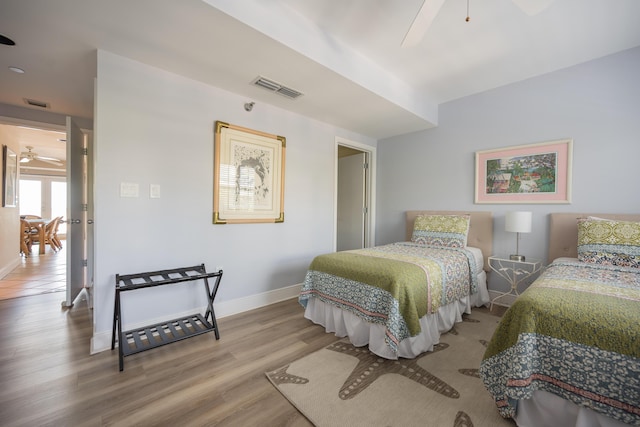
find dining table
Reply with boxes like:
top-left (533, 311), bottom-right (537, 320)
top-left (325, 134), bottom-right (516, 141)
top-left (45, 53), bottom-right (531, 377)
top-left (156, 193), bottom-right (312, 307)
top-left (25, 218), bottom-right (49, 254)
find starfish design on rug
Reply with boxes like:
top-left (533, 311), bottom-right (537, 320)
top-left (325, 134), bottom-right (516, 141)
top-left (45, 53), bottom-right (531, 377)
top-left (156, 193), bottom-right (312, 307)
top-left (458, 337), bottom-right (490, 379)
top-left (451, 332), bottom-right (490, 426)
top-left (448, 315), bottom-right (480, 336)
top-left (326, 340), bottom-right (459, 400)
top-left (454, 410), bottom-right (473, 427)
top-left (459, 368), bottom-right (480, 378)
top-left (267, 365), bottom-right (309, 386)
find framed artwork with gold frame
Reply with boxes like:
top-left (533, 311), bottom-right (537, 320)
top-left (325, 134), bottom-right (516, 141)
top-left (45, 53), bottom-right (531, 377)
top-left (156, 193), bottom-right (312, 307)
top-left (213, 121), bottom-right (285, 224)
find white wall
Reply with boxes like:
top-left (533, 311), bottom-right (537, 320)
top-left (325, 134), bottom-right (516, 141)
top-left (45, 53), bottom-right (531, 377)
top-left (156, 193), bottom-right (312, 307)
top-left (92, 51), bottom-right (376, 351)
top-left (376, 47), bottom-right (640, 291)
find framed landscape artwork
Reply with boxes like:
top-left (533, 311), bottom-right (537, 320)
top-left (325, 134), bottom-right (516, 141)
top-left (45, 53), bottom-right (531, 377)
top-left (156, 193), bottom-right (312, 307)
top-left (213, 121), bottom-right (286, 224)
top-left (475, 139), bottom-right (573, 204)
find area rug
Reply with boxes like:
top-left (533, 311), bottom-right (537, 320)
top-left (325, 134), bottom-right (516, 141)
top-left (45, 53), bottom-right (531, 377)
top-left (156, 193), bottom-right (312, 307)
top-left (266, 311), bottom-right (515, 427)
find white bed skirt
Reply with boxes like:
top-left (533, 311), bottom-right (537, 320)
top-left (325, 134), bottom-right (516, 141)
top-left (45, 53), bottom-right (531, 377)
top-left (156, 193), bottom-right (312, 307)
top-left (515, 391), bottom-right (631, 427)
top-left (303, 270), bottom-right (489, 359)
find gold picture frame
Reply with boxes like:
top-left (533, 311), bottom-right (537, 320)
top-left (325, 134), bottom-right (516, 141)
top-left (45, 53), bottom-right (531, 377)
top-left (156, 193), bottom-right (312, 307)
top-left (213, 121), bottom-right (286, 224)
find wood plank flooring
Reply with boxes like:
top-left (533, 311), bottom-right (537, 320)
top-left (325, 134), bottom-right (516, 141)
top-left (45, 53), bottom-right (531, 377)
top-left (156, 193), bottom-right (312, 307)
top-left (0, 282), bottom-right (505, 426)
top-left (0, 290), bottom-right (337, 426)
top-left (0, 245), bottom-right (66, 300)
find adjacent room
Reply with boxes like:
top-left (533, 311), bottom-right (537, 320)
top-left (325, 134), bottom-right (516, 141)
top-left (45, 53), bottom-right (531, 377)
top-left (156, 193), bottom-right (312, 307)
top-left (1, 1), bottom-right (639, 426)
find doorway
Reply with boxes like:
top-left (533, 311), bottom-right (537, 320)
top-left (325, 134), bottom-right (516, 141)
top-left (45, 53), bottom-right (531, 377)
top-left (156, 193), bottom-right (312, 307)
top-left (0, 118), bottom-right (92, 306)
top-left (0, 122), bottom-right (68, 299)
top-left (335, 138), bottom-right (375, 251)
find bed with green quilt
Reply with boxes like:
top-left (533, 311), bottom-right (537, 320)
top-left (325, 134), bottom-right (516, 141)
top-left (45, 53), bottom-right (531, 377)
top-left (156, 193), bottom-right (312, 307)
top-left (480, 213), bottom-right (640, 427)
top-left (299, 210), bottom-right (493, 360)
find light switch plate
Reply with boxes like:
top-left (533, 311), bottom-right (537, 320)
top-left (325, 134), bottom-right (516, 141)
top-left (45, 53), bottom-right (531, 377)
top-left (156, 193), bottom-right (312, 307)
top-left (120, 182), bottom-right (139, 198)
top-left (150, 184), bottom-right (161, 198)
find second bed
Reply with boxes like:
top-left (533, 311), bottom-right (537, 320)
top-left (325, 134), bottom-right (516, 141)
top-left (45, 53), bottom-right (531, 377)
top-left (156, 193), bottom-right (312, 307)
top-left (299, 210), bottom-right (493, 359)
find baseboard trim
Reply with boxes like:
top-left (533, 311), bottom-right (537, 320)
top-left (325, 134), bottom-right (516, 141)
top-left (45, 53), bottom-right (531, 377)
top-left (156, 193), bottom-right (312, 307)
top-left (91, 283), bottom-right (303, 354)
top-left (0, 256), bottom-right (21, 280)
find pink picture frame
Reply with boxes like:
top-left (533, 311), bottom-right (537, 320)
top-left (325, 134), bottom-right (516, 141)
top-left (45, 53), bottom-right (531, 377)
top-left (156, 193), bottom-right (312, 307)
top-left (475, 139), bottom-right (573, 204)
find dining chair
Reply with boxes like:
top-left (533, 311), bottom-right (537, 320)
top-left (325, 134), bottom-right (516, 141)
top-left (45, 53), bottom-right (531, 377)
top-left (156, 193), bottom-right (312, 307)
top-left (30, 217), bottom-right (62, 252)
top-left (19, 219), bottom-right (34, 256)
top-left (51, 216), bottom-right (63, 250)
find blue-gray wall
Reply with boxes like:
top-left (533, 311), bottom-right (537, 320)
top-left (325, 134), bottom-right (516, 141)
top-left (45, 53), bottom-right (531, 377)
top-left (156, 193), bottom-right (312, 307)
top-left (90, 50), bottom-right (377, 352)
top-left (376, 47), bottom-right (640, 291)
top-left (3, 46), bottom-right (639, 349)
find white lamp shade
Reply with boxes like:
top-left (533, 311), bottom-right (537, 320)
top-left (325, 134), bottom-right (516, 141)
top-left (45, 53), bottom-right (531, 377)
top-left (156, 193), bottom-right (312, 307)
top-left (505, 211), bottom-right (532, 233)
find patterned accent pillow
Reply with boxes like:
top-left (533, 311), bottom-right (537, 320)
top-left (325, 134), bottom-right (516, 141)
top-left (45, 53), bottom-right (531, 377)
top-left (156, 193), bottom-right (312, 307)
top-left (577, 218), bottom-right (640, 268)
top-left (411, 214), bottom-right (471, 248)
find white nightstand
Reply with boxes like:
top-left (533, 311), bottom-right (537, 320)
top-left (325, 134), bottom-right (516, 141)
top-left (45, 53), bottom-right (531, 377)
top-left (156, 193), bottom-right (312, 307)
top-left (489, 256), bottom-right (543, 308)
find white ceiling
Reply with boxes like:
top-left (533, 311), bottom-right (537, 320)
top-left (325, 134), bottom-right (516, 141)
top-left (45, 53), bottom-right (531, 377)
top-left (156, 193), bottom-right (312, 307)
top-left (1, 0), bottom-right (639, 159)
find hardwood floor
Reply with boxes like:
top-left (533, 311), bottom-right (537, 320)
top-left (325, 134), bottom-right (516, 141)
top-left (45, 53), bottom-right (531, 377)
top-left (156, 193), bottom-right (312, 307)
top-left (0, 290), bottom-right (338, 426)
top-left (0, 273), bottom-right (506, 426)
top-left (0, 244), bottom-right (66, 300)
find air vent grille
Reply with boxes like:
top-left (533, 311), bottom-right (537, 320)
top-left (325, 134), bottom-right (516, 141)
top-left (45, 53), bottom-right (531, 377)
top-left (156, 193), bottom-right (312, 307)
top-left (23, 98), bottom-right (50, 109)
top-left (252, 76), bottom-right (303, 99)
top-left (276, 86), bottom-right (303, 99)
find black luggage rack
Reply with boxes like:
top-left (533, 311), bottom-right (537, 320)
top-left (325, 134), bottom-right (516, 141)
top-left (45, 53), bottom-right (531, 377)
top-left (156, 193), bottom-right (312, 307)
top-left (111, 264), bottom-right (223, 371)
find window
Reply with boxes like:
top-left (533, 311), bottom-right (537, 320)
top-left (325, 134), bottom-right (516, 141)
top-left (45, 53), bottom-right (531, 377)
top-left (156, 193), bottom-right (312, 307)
top-left (19, 179), bottom-right (42, 216)
top-left (51, 181), bottom-right (67, 234)
top-left (19, 176), bottom-right (67, 235)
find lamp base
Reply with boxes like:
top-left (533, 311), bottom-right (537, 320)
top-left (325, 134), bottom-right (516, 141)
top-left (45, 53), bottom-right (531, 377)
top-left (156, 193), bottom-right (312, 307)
top-left (510, 254), bottom-right (526, 262)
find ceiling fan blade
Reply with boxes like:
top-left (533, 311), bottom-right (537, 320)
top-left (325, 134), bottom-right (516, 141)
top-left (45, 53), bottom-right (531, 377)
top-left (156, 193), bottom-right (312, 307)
top-left (36, 155), bottom-right (61, 162)
top-left (36, 158), bottom-right (63, 166)
top-left (401, 0), bottom-right (446, 47)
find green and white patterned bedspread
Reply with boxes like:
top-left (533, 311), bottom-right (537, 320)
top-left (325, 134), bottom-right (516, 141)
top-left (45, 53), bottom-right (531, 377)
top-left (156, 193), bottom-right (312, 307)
top-left (479, 259), bottom-right (640, 425)
top-left (298, 242), bottom-right (478, 354)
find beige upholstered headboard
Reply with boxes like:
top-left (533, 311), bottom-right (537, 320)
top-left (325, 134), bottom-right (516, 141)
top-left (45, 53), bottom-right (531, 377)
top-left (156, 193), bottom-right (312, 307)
top-left (548, 213), bottom-right (640, 263)
top-left (406, 211), bottom-right (493, 272)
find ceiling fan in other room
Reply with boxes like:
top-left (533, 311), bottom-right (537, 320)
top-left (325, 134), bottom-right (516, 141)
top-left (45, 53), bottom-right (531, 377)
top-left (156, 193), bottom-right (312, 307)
top-left (401, 0), bottom-right (556, 47)
top-left (20, 146), bottom-right (63, 166)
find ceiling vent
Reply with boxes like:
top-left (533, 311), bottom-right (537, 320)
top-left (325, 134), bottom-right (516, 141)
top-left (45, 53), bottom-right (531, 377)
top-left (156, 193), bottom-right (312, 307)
top-left (23, 98), bottom-right (50, 109)
top-left (252, 76), bottom-right (303, 100)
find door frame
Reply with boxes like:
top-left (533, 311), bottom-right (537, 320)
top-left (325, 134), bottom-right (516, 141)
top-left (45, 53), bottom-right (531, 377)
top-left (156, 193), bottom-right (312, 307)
top-left (0, 115), bottom-right (93, 305)
top-left (64, 116), bottom-right (88, 308)
top-left (334, 137), bottom-right (376, 250)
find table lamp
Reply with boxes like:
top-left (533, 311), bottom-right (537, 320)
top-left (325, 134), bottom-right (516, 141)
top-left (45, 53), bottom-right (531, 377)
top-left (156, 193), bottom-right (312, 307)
top-left (505, 211), bottom-right (532, 261)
